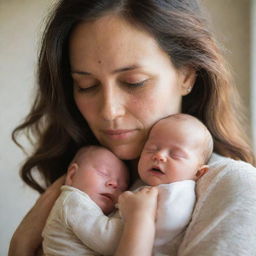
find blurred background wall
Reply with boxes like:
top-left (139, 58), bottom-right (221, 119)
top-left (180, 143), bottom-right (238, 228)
top-left (0, 1), bottom-right (54, 254)
top-left (203, 0), bottom-right (253, 138)
top-left (251, 0), bottom-right (256, 150)
top-left (0, 0), bottom-right (255, 255)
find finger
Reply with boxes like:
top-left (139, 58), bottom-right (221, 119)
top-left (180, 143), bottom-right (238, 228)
top-left (122, 191), bottom-right (134, 196)
top-left (53, 175), bottom-right (66, 186)
top-left (137, 186), bottom-right (151, 193)
top-left (46, 175), bottom-right (66, 193)
top-left (118, 191), bottom-right (133, 202)
top-left (140, 186), bottom-right (157, 195)
top-left (149, 186), bottom-right (158, 195)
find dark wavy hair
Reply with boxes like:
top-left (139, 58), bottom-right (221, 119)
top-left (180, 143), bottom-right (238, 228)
top-left (12, 0), bottom-right (255, 193)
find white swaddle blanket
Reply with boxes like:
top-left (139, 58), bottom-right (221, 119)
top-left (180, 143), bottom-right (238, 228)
top-left (153, 181), bottom-right (196, 255)
top-left (43, 181), bottom-right (196, 256)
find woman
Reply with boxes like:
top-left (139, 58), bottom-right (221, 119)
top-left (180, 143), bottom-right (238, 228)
top-left (9, 0), bottom-right (256, 255)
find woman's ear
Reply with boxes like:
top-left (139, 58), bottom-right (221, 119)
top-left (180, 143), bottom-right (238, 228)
top-left (195, 165), bottom-right (209, 180)
top-left (65, 163), bottom-right (79, 186)
top-left (179, 67), bottom-right (196, 96)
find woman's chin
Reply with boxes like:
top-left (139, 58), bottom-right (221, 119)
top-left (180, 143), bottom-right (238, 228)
top-left (107, 144), bottom-right (142, 160)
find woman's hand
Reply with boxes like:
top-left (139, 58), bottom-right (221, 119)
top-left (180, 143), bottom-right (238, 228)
top-left (8, 175), bottom-right (66, 256)
top-left (115, 186), bottom-right (158, 256)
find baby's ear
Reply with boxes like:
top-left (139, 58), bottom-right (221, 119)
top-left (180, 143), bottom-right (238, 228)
top-left (195, 165), bottom-right (209, 180)
top-left (65, 163), bottom-right (79, 186)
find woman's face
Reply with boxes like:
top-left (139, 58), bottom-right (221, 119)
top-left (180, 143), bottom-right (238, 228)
top-left (70, 15), bottom-right (194, 160)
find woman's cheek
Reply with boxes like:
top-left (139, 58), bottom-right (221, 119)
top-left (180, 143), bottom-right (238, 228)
top-left (74, 96), bottom-right (95, 123)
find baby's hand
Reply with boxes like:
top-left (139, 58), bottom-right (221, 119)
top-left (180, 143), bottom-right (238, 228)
top-left (118, 187), bottom-right (158, 224)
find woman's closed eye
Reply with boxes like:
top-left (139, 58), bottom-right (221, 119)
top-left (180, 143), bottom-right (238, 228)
top-left (75, 82), bottom-right (100, 93)
top-left (74, 80), bottom-right (147, 93)
top-left (122, 79), bottom-right (148, 88)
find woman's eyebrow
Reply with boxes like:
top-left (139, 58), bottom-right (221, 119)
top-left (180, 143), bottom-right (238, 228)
top-left (71, 64), bottom-right (142, 76)
top-left (112, 64), bottom-right (141, 74)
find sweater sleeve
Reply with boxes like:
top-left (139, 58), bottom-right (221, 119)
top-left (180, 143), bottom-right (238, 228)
top-left (177, 155), bottom-right (256, 256)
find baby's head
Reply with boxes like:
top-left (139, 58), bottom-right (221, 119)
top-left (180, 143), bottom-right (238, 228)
top-left (138, 114), bottom-right (213, 186)
top-left (65, 146), bottom-right (129, 214)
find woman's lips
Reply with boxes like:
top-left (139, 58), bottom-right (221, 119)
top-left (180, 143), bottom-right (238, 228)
top-left (102, 129), bottom-right (137, 140)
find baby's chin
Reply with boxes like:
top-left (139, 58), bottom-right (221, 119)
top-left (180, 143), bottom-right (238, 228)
top-left (102, 205), bottom-right (115, 215)
top-left (96, 199), bottom-right (115, 215)
top-left (141, 178), bottom-right (162, 186)
top-left (141, 175), bottom-right (170, 186)
top-left (147, 180), bottom-right (163, 186)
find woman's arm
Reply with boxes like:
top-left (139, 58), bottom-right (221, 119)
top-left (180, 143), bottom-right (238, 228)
top-left (8, 176), bottom-right (65, 256)
top-left (178, 159), bottom-right (256, 256)
top-left (115, 187), bottom-right (158, 256)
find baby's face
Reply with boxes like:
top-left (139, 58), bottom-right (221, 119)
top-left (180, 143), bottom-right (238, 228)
top-left (138, 118), bottom-right (204, 186)
top-left (69, 147), bottom-right (129, 214)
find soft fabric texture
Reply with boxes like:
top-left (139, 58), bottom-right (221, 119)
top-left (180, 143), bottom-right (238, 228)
top-left (42, 182), bottom-right (195, 256)
top-left (42, 153), bottom-right (256, 255)
top-left (153, 181), bottom-right (196, 255)
top-left (130, 180), bottom-right (196, 255)
top-left (42, 185), bottom-right (123, 256)
top-left (177, 153), bottom-right (256, 256)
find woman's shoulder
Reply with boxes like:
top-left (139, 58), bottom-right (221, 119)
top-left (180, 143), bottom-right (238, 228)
top-left (194, 152), bottom-right (256, 217)
top-left (197, 153), bottom-right (256, 197)
top-left (178, 154), bottom-right (256, 254)
top-left (208, 152), bottom-right (256, 172)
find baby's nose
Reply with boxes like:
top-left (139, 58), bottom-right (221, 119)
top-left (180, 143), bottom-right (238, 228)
top-left (152, 151), bottom-right (167, 162)
top-left (106, 179), bottom-right (118, 189)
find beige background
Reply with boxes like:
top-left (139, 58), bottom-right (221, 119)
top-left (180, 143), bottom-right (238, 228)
top-left (205, 0), bottom-right (251, 102)
top-left (0, 0), bottom-right (255, 254)
top-left (251, 0), bottom-right (256, 151)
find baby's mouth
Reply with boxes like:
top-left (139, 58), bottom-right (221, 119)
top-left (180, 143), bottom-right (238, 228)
top-left (149, 166), bottom-right (165, 175)
top-left (101, 193), bottom-right (114, 203)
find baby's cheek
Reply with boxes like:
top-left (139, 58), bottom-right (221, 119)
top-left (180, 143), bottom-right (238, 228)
top-left (138, 154), bottom-right (149, 171)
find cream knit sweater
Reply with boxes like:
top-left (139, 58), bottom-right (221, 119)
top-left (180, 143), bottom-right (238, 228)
top-left (177, 153), bottom-right (256, 256)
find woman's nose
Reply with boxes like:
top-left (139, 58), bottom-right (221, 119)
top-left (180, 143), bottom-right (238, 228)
top-left (152, 151), bottom-right (167, 162)
top-left (100, 84), bottom-right (125, 121)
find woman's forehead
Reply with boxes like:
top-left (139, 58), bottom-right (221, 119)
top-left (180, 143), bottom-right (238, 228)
top-left (69, 15), bottom-right (168, 70)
